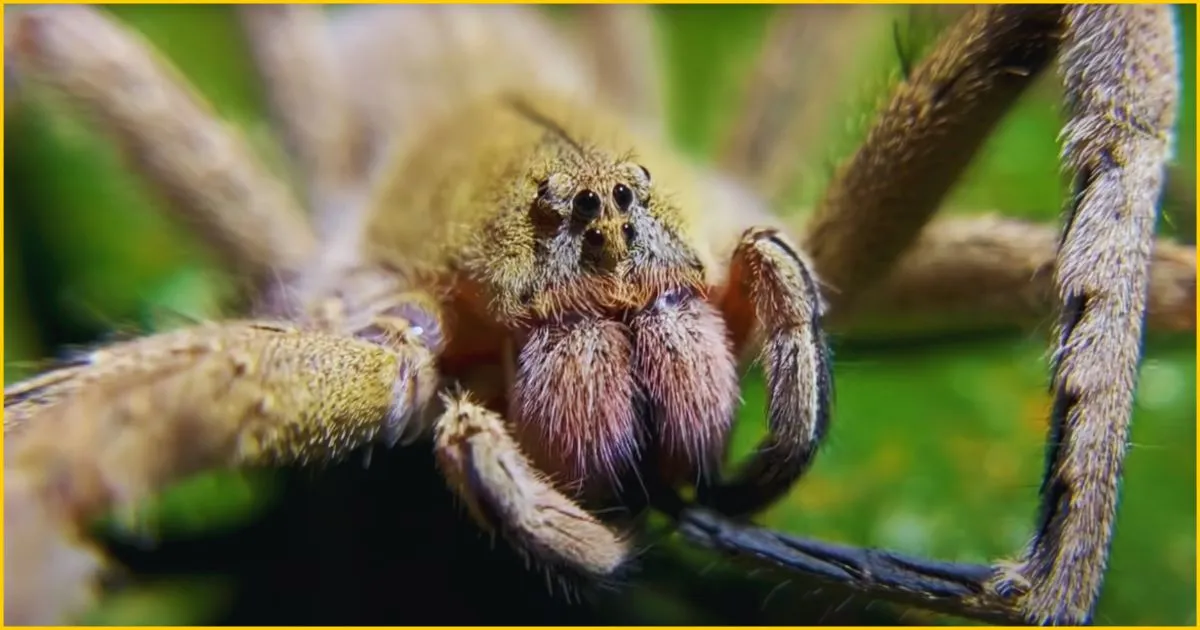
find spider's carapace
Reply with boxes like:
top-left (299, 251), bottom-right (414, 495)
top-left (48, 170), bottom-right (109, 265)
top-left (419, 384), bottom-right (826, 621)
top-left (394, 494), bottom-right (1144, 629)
top-left (348, 92), bottom-right (762, 504)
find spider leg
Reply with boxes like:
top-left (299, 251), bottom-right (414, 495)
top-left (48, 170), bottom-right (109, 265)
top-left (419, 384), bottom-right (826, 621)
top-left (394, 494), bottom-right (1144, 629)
top-left (681, 6), bottom-right (1183, 626)
top-left (677, 507), bottom-right (1015, 624)
top-left (802, 6), bottom-right (1062, 317)
top-left (6, 6), bottom-right (315, 288)
top-left (720, 2), bottom-right (1195, 337)
top-left (237, 6), bottom-right (366, 236)
top-left (433, 392), bottom-right (633, 582)
top-left (717, 6), bottom-right (881, 207)
top-left (989, 6), bottom-right (1181, 625)
top-left (4, 310), bottom-right (441, 623)
top-left (576, 5), bottom-right (665, 137)
top-left (837, 215), bottom-right (1197, 336)
top-left (703, 228), bottom-right (832, 517)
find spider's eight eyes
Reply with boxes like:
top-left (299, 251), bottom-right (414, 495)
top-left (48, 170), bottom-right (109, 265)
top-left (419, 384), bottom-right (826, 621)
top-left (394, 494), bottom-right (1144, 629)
top-left (613, 183), bottom-right (634, 211)
top-left (621, 222), bottom-right (636, 243)
top-left (573, 189), bottom-right (602, 221)
top-left (584, 227), bottom-right (605, 246)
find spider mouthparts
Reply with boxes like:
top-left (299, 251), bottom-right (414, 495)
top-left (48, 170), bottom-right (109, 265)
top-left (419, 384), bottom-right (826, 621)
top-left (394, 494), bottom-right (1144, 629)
top-left (509, 316), bottom-right (641, 497)
top-left (508, 288), bottom-right (738, 502)
top-left (630, 293), bottom-right (738, 488)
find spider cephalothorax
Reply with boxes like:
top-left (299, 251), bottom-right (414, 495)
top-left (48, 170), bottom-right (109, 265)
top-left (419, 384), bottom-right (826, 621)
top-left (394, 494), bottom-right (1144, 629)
top-left (348, 93), bottom-right (755, 510)
top-left (4, 4), bottom-right (1196, 626)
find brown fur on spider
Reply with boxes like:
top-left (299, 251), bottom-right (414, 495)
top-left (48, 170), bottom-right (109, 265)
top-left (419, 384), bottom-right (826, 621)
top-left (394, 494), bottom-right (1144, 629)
top-left (3, 4), bottom-right (1194, 626)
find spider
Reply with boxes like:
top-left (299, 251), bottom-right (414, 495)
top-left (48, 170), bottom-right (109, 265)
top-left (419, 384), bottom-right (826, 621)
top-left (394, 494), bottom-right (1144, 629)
top-left (4, 4), bottom-right (1196, 626)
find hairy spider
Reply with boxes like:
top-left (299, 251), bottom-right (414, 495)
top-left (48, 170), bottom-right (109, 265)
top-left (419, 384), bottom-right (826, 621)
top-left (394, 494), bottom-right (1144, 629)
top-left (4, 4), bottom-right (1196, 626)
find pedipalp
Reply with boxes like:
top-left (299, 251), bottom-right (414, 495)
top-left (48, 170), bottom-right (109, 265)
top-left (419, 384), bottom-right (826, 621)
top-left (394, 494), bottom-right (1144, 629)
top-left (703, 228), bottom-right (833, 517)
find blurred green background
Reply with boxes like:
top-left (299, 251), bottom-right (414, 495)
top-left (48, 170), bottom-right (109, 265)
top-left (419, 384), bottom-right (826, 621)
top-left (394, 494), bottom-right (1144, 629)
top-left (4, 5), bottom-right (1196, 626)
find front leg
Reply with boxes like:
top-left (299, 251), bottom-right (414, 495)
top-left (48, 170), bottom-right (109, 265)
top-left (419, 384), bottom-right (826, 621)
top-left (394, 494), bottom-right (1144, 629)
top-left (433, 392), bottom-right (633, 582)
top-left (704, 228), bottom-right (833, 516)
top-left (4, 314), bottom-right (440, 624)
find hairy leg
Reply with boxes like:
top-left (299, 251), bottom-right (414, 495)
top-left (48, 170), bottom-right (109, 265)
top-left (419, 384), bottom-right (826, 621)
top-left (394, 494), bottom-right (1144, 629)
top-left (802, 6), bottom-right (1062, 316)
top-left (433, 393), bottom-right (633, 581)
top-left (238, 6), bottom-right (365, 234)
top-left (831, 215), bottom-right (1197, 336)
top-left (677, 507), bottom-right (1014, 624)
top-left (717, 5), bottom-right (882, 207)
top-left (989, 5), bottom-right (1181, 624)
top-left (6, 7), bottom-right (315, 288)
top-left (4, 316), bottom-right (439, 624)
top-left (721, 2), bottom-right (1194, 337)
top-left (705, 228), bottom-right (832, 516)
top-left (576, 5), bottom-right (665, 137)
top-left (679, 6), bottom-right (1184, 626)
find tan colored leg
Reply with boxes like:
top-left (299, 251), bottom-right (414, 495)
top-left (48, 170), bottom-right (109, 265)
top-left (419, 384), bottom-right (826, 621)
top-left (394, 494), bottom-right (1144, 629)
top-left (4, 319), bottom-right (438, 624)
top-left (8, 7), bottom-right (315, 286)
top-left (802, 6), bottom-right (1061, 316)
top-left (433, 393), bottom-right (632, 580)
top-left (238, 6), bottom-right (366, 235)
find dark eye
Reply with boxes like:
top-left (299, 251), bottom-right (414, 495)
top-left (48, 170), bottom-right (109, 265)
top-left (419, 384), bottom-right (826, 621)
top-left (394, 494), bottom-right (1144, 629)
top-left (621, 222), bottom-right (636, 243)
top-left (613, 184), bottom-right (634, 211)
top-left (637, 164), bottom-right (651, 182)
top-left (572, 189), bottom-right (602, 221)
top-left (583, 227), bottom-right (605, 246)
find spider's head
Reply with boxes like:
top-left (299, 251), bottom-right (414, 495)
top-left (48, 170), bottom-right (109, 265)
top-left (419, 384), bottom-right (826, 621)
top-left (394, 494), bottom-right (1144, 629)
top-left (492, 147), bottom-right (738, 507)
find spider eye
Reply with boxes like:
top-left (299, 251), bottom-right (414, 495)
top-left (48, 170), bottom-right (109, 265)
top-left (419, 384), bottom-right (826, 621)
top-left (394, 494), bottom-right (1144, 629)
top-left (636, 164), bottom-right (651, 183)
top-left (613, 184), bottom-right (634, 211)
top-left (583, 227), bottom-right (605, 246)
top-left (573, 189), bottom-right (602, 221)
top-left (621, 222), bottom-right (636, 244)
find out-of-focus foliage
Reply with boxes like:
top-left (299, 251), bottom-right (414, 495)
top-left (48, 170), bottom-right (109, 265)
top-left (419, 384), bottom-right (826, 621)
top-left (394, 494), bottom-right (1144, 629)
top-left (4, 5), bottom-right (1195, 626)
